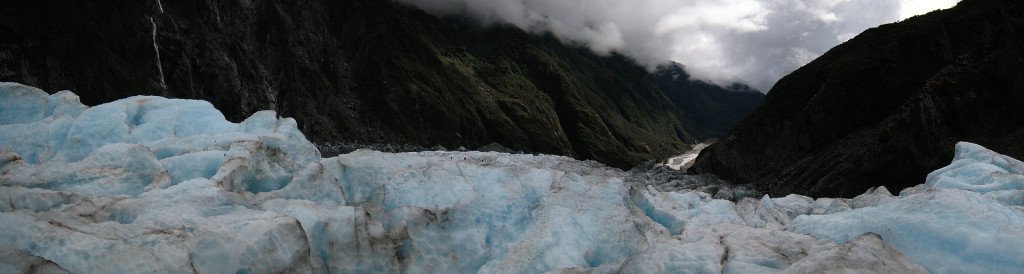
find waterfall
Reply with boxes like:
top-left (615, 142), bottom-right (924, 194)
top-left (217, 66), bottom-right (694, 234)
top-left (149, 17), bottom-right (167, 89)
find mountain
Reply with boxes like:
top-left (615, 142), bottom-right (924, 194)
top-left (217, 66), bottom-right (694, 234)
top-left (691, 0), bottom-right (1024, 197)
top-left (0, 0), bottom-right (763, 169)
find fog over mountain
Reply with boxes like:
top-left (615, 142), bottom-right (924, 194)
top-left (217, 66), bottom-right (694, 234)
top-left (397, 0), bottom-right (958, 91)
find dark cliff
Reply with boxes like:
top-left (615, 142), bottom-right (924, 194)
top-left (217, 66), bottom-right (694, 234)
top-left (0, 0), bottom-right (763, 169)
top-left (692, 0), bottom-right (1024, 197)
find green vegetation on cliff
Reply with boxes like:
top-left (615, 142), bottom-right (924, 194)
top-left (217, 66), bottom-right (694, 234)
top-left (693, 0), bottom-right (1024, 196)
top-left (0, 0), bottom-right (763, 168)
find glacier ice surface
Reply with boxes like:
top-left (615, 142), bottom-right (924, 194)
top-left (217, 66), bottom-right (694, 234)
top-left (1, 82), bottom-right (1023, 273)
top-left (778, 233), bottom-right (927, 274)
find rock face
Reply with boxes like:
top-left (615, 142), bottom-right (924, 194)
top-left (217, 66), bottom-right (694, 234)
top-left (0, 0), bottom-right (762, 169)
top-left (692, 0), bottom-right (1024, 197)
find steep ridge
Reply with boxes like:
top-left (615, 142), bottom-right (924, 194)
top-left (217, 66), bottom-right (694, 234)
top-left (0, 0), bottom-right (763, 169)
top-left (692, 0), bottom-right (1024, 197)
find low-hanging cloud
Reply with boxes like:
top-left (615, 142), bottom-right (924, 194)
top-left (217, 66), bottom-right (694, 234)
top-left (396, 0), bottom-right (958, 91)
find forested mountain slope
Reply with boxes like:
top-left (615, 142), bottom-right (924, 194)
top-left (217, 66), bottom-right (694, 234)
top-left (692, 0), bottom-right (1024, 197)
top-left (0, 0), bottom-right (763, 168)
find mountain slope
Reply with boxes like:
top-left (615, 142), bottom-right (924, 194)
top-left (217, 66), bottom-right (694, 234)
top-left (0, 0), bottom-right (763, 168)
top-left (692, 0), bottom-right (1024, 197)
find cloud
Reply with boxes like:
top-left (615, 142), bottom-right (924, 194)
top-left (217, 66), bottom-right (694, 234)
top-left (396, 0), bottom-right (959, 91)
top-left (900, 0), bottom-right (960, 20)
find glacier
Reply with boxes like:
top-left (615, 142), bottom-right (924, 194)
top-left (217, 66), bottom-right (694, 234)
top-left (0, 82), bottom-right (1022, 273)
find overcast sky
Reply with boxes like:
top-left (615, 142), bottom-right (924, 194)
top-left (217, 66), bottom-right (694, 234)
top-left (397, 0), bottom-right (959, 92)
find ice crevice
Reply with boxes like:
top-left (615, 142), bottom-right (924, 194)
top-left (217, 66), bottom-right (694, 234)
top-left (1, 82), bottom-right (1023, 273)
